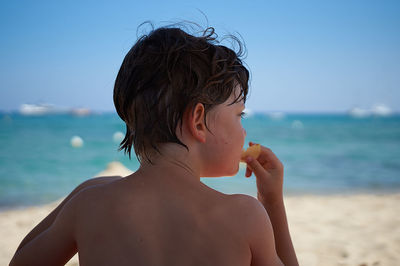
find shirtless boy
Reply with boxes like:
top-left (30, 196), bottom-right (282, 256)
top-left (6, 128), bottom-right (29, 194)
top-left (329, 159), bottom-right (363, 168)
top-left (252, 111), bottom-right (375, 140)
top-left (10, 26), bottom-right (298, 266)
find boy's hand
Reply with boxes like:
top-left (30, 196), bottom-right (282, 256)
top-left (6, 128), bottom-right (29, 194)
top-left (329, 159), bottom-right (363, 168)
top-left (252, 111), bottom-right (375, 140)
top-left (244, 142), bottom-right (284, 205)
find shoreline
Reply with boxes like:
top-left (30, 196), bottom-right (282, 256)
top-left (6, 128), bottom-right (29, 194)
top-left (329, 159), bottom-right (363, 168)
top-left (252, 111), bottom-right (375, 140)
top-left (2, 192), bottom-right (399, 265)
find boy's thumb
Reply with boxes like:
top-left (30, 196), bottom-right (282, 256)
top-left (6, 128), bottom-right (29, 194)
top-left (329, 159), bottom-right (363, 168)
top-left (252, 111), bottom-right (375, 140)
top-left (246, 157), bottom-right (264, 176)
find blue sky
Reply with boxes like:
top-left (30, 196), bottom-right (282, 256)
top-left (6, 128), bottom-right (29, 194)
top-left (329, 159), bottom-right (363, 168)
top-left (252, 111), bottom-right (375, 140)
top-left (1, 0), bottom-right (399, 113)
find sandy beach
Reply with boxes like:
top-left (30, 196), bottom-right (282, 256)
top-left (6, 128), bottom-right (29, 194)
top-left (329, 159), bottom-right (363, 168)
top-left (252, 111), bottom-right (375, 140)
top-left (2, 164), bottom-right (399, 265)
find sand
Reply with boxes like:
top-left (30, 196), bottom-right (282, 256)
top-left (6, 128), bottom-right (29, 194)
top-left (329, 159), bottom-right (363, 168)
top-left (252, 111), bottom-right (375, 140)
top-left (285, 193), bottom-right (400, 266)
top-left (2, 163), bottom-right (399, 265)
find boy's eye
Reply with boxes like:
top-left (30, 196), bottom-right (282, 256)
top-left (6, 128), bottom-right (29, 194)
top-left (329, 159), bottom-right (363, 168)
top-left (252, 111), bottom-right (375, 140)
top-left (240, 112), bottom-right (246, 118)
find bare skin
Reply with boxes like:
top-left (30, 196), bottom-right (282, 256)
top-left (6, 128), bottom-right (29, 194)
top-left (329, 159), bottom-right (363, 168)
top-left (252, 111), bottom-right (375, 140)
top-left (75, 167), bottom-right (255, 266)
top-left (10, 92), bottom-right (297, 266)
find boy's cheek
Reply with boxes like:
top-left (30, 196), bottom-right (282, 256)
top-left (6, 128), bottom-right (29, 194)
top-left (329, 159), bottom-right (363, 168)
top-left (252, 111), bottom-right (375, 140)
top-left (241, 128), bottom-right (246, 145)
top-left (242, 127), bottom-right (247, 140)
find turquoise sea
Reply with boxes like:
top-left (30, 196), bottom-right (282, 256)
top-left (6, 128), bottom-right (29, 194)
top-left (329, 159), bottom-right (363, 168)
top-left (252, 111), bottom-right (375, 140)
top-left (0, 112), bottom-right (400, 209)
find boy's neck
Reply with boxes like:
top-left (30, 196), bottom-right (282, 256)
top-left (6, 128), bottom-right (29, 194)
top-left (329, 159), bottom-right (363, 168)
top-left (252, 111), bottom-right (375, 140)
top-left (137, 144), bottom-right (202, 183)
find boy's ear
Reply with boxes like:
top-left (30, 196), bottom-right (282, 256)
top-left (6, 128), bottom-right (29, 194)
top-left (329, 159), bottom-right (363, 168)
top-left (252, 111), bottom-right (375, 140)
top-left (186, 103), bottom-right (207, 143)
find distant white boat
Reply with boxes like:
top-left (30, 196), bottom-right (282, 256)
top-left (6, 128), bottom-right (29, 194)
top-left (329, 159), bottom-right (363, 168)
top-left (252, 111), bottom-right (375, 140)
top-left (371, 104), bottom-right (392, 117)
top-left (268, 112), bottom-right (285, 120)
top-left (70, 108), bottom-right (91, 116)
top-left (19, 104), bottom-right (55, 116)
top-left (348, 107), bottom-right (370, 118)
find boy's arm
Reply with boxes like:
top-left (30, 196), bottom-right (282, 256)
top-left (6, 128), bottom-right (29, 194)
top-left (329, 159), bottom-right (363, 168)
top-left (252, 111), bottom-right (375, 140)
top-left (14, 176), bottom-right (122, 253)
top-left (240, 195), bottom-right (284, 266)
top-left (9, 191), bottom-right (78, 266)
top-left (258, 196), bottom-right (297, 266)
top-left (245, 144), bottom-right (299, 266)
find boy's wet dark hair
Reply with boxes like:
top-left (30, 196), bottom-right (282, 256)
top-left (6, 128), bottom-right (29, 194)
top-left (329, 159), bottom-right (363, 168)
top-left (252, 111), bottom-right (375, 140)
top-left (113, 25), bottom-right (249, 162)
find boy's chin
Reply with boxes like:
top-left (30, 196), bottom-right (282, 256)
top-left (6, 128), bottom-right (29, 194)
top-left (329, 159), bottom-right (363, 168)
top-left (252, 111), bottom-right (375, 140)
top-left (201, 167), bottom-right (239, 178)
top-left (201, 160), bottom-right (241, 177)
top-left (226, 164), bottom-right (240, 176)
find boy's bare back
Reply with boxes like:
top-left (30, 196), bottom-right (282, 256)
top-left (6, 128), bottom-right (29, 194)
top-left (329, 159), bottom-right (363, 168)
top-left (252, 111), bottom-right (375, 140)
top-left (73, 172), bottom-right (254, 266)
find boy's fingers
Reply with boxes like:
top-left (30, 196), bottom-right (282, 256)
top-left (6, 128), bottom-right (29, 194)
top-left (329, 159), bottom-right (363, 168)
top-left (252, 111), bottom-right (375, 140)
top-left (245, 142), bottom-right (283, 173)
top-left (245, 141), bottom-right (279, 160)
top-left (246, 157), bottom-right (265, 177)
top-left (245, 166), bottom-right (252, 177)
top-left (258, 146), bottom-right (283, 170)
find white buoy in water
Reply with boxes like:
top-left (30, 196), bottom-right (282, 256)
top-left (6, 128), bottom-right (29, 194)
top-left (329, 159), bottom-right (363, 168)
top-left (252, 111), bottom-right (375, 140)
top-left (291, 120), bottom-right (304, 130)
top-left (113, 131), bottom-right (124, 143)
top-left (70, 136), bottom-right (84, 148)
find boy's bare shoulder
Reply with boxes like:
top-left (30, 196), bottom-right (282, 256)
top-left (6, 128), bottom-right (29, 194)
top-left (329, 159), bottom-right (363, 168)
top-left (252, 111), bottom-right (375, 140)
top-left (228, 193), bottom-right (266, 215)
top-left (77, 175), bottom-right (124, 191)
top-left (68, 176), bottom-right (125, 210)
top-left (226, 193), bottom-right (270, 230)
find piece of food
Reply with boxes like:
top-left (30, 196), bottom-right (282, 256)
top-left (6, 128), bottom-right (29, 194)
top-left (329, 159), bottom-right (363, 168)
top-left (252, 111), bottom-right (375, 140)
top-left (241, 144), bottom-right (261, 161)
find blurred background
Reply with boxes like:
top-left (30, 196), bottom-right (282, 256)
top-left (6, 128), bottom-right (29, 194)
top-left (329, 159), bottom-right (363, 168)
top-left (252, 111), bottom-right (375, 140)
top-left (0, 0), bottom-right (399, 208)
